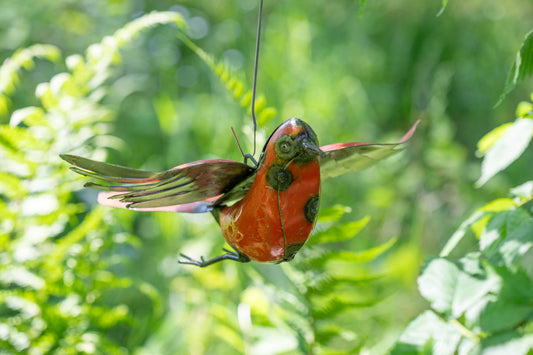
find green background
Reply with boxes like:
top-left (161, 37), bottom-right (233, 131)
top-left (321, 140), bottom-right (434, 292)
top-left (1, 0), bottom-right (532, 353)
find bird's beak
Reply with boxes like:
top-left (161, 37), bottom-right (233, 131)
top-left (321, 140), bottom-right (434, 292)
top-left (302, 138), bottom-right (326, 158)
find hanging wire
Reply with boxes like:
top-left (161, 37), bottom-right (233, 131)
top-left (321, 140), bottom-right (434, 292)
top-left (250, 0), bottom-right (264, 158)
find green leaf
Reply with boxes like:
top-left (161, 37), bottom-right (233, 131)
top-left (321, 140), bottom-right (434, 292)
top-left (516, 101), bottom-right (533, 117)
top-left (313, 298), bottom-right (378, 320)
top-left (391, 311), bottom-right (462, 355)
top-left (306, 237), bottom-right (397, 269)
top-left (0, 125), bottom-right (46, 152)
top-left (417, 258), bottom-right (457, 314)
top-left (440, 210), bottom-right (487, 257)
top-left (475, 266), bottom-right (533, 334)
top-left (510, 181), bottom-right (533, 199)
top-left (476, 118), bottom-right (533, 187)
top-left (481, 332), bottom-right (533, 355)
top-left (417, 257), bottom-right (499, 317)
top-left (0, 171), bottom-right (27, 199)
top-left (317, 204), bottom-right (352, 223)
top-left (479, 209), bottom-right (533, 267)
top-left (477, 123), bottom-right (513, 153)
top-left (496, 30), bottom-right (533, 106)
top-left (437, 0), bottom-right (449, 17)
top-left (339, 236), bottom-right (397, 263)
top-left (308, 216), bottom-right (369, 245)
top-left (490, 265), bottom-right (533, 304)
top-left (9, 106), bottom-right (47, 127)
top-left (258, 106), bottom-right (277, 126)
top-left (479, 300), bottom-right (533, 333)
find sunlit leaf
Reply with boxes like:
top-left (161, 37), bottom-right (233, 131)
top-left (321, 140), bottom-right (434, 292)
top-left (476, 118), bottom-right (533, 187)
top-left (0, 267), bottom-right (45, 290)
top-left (496, 30), bottom-right (533, 106)
top-left (0, 44), bottom-right (61, 96)
top-left (510, 181), bottom-right (533, 199)
top-left (479, 198), bottom-right (517, 212)
top-left (0, 94), bottom-right (10, 116)
top-left (9, 106), bottom-right (47, 127)
top-left (258, 106), bottom-right (277, 126)
top-left (417, 257), bottom-right (499, 317)
top-left (516, 101), bottom-right (533, 117)
top-left (391, 310), bottom-right (462, 355)
top-left (0, 171), bottom-right (27, 199)
top-left (477, 122), bottom-right (512, 153)
top-left (44, 207), bottom-right (105, 278)
top-left (20, 194), bottom-right (59, 216)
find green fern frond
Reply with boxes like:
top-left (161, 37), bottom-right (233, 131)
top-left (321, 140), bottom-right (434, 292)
top-left (305, 271), bottom-right (386, 297)
top-left (43, 207), bottom-right (105, 277)
top-left (295, 246), bottom-right (334, 268)
top-left (115, 11), bottom-right (186, 47)
top-left (305, 272), bottom-right (337, 293)
top-left (177, 32), bottom-right (277, 127)
top-left (0, 125), bottom-right (46, 151)
top-left (317, 204), bottom-right (353, 223)
top-left (314, 322), bottom-right (349, 346)
top-left (274, 285), bottom-right (310, 316)
top-left (265, 212), bottom-right (399, 353)
top-left (79, 11), bottom-right (187, 92)
top-left (308, 216), bottom-right (370, 246)
top-left (284, 314), bottom-right (315, 349)
top-left (0, 44), bottom-right (61, 116)
top-left (297, 235), bottom-right (395, 275)
top-left (313, 297), bottom-right (382, 320)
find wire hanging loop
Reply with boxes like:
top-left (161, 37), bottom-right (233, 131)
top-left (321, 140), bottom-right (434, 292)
top-left (232, 0), bottom-right (264, 169)
top-left (231, 127), bottom-right (258, 168)
top-left (250, 0), bottom-right (264, 159)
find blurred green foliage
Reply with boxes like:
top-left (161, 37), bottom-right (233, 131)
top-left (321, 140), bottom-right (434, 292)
top-left (1, 0), bottom-right (532, 354)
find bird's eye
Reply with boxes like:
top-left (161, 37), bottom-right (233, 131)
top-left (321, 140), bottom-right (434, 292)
top-left (274, 135), bottom-right (295, 160)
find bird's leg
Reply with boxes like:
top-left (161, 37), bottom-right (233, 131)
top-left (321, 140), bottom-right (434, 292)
top-left (178, 248), bottom-right (250, 268)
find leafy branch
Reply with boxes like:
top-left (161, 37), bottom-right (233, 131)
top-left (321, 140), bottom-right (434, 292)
top-left (392, 90), bottom-right (533, 354)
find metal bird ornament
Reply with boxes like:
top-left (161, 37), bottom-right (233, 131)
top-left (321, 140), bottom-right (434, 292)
top-left (60, 118), bottom-right (419, 267)
top-left (60, 0), bottom-right (420, 267)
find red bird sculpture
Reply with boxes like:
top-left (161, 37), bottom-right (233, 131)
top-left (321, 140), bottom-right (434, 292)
top-left (61, 118), bottom-right (419, 267)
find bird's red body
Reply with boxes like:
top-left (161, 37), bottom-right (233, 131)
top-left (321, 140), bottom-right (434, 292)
top-left (220, 119), bottom-right (321, 262)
